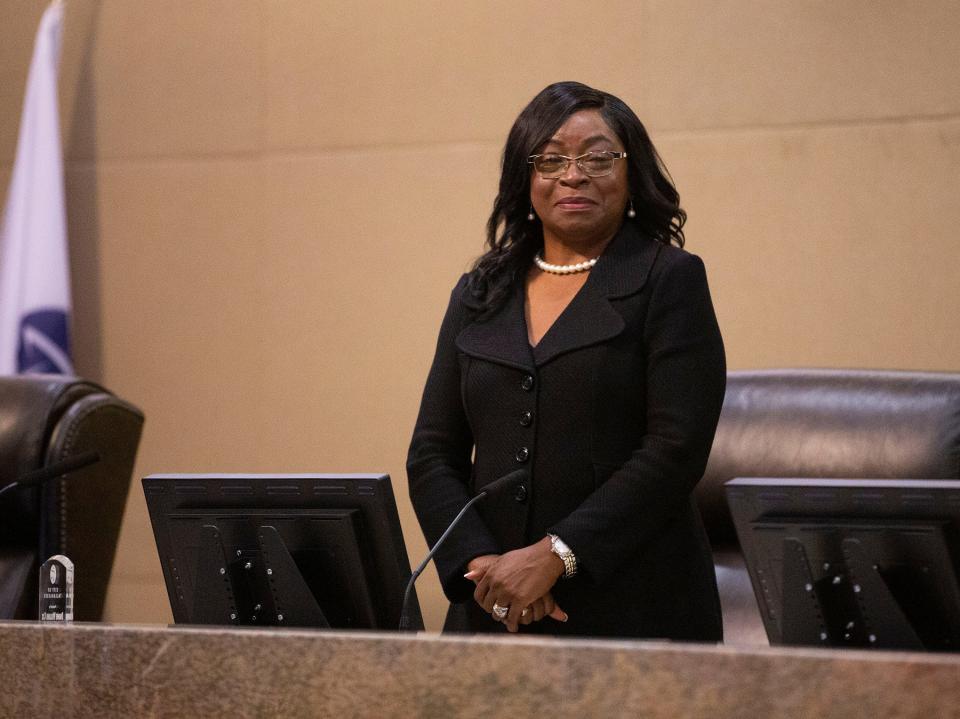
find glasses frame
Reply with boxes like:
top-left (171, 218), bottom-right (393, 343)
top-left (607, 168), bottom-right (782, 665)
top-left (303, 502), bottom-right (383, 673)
top-left (527, 150), bottom-right (628, 178)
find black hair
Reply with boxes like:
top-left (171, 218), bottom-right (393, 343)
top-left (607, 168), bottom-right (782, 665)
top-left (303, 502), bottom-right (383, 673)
top-left (467, 81), bottom-right (685, 316)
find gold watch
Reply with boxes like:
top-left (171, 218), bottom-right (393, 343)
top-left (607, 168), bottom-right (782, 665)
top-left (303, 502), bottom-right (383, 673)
top-left (547, 533), bottom-right (578, 578)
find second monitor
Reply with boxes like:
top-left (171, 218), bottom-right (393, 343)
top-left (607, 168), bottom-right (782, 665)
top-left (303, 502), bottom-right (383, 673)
top-left (143, 473), bottom-right (422, 631)
top-left (726, 477), bottom-right (960, 651)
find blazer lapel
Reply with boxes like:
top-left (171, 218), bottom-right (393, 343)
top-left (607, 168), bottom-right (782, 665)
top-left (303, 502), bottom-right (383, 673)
top-left (455, 280), bottom-right (535, 372)
top-left (594, 222), bottom-right (663, 301)
top-left (530, 277), bottom-right (623, 366)
top-left (454, 223), bottom-right (663, 371)
top-left (532, 223), bottom-right (663, 366)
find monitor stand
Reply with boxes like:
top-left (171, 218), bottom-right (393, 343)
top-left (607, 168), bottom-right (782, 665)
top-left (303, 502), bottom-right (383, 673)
top-left (190, 523), bottom-right (329, 628)
top-left (774, 522), bottom-right (954, 650)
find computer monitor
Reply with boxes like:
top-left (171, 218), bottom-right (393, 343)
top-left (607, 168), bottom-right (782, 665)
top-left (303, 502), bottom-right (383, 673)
top-left (143, 473), bottom-right (422, 631)
top-left (726, 477), bottom-right (960, 651)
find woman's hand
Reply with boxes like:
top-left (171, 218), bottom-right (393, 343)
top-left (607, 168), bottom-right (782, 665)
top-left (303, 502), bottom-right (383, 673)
top-left (465, 553), bottom-right (500, 577)
top-left (470, 537), bottom-right (567, 632)
top-left (465, 550), bottom-right (568, 632)
top-left (516, 592), bottom-right (564, 626)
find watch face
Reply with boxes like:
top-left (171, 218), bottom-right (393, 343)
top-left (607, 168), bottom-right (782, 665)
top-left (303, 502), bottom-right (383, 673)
top-left (551, 535), bottom-right (571, 556)
top-left (549, 535), bottom-right (577, 578)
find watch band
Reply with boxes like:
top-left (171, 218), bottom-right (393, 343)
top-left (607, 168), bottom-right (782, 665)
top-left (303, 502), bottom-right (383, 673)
top-left (548, 533), bottom-right (578, 578)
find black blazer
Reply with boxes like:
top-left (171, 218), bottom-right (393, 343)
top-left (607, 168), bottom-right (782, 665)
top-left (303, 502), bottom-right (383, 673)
top-left (407, 222), bottom-right (726, 639)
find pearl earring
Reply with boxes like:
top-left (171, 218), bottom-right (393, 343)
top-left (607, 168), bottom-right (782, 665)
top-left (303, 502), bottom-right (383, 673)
top-left (627, 200), bottom-right (636, 219)
top-left (527, 206), bottom-right (535, 221)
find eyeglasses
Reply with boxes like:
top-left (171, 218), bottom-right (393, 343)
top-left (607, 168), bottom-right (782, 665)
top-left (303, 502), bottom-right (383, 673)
top-left (527, 151), bottom-right (628, 179)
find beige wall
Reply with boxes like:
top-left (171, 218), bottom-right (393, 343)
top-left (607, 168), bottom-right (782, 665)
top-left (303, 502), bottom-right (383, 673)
top-left (2, 0), bottom-right (958, 630)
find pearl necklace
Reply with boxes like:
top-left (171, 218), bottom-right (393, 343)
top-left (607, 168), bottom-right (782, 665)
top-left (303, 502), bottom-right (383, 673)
top-left (533, 252), bottom-right (598, 275)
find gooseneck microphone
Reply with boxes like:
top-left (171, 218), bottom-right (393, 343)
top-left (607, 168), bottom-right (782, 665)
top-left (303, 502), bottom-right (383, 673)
top-left (399, 468), bottom-right (527, 631)
top-left (0, 450), bottom-right (101, 499)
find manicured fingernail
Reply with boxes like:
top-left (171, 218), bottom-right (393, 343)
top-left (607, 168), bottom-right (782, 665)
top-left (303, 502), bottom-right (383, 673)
top-left (559, 611), bottom-right (569, 622)
top-left (464, 571), bottom-right (478, 580)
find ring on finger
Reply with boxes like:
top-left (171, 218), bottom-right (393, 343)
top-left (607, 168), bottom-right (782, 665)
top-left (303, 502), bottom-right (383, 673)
top-left (492, 603), bottom-right (509, 621)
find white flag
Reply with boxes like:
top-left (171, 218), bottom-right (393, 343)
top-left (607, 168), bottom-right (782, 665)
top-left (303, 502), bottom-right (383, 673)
top-left (0, 1), bottom-right (72, 375)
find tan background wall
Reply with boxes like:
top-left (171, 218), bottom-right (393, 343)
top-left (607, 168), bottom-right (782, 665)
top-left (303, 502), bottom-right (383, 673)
top-left (2, 0), bottom-right (958, 631)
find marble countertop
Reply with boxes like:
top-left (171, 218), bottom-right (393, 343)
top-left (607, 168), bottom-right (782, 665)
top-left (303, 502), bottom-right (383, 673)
top-left (3, 621), bottom-right (959, 718)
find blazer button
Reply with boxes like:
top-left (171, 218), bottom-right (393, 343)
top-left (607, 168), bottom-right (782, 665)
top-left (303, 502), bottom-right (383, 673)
top-left (514, 483), bottom-right (528, 503)
top-left (515, 446), bottom-right (529, 463)
top-left (519, 410), bottom-right (533, 427)
top-left (520, 375), bottom-right (535, 391)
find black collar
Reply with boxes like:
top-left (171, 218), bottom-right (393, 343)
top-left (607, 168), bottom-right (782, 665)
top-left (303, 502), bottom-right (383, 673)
top-left (455, 223), bottom-right (662, 370)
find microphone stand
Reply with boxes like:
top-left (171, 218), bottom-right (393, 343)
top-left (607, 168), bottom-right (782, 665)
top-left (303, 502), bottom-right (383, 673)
top-left (0, 451), bottom-right (101, 499)
top-left (399, 491), bottom-right (489, 631)
top-left (398, 468), bottom-right (526, 631)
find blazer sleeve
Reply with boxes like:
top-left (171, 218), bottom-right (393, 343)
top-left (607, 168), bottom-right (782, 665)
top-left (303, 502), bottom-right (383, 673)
top-left (407, 275), bottom-right (501, 603)
top-left (547, 251), bottom-right (726, 585)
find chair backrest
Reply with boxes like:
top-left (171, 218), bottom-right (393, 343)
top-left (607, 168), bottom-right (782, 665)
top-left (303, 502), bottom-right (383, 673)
top-left (696, 369), bottom-right (960, 644)
top-left (0, 375), bottom-right (143, 620)
top-left (697, 368), bottom-right (960, 549)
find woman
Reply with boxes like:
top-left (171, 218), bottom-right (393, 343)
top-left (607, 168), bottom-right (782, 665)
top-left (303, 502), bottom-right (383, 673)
top-left (407, 81), bottom-right (725, 640)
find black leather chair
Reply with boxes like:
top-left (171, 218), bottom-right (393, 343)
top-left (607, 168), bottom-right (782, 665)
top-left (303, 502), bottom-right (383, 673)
top-left (696, 369), bottom-right (960, 645)
top-left (0, 375), bottom-right (143, 620)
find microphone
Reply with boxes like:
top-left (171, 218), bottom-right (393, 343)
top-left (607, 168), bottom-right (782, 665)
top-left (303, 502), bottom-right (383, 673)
top-left (0, 451), bottom-right (101, 499)
top-left (399, 468), bottom-right (527, 631)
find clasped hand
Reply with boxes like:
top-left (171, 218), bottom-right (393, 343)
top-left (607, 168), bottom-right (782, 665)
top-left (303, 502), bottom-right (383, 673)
top-left (464, 536), bottom-right (567, 633)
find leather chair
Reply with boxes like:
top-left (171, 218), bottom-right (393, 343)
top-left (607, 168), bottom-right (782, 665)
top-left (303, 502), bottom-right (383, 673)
top-left (696, 369), bottom-right (960, 645)
top-left (0, 375), bottom-right (143, 620)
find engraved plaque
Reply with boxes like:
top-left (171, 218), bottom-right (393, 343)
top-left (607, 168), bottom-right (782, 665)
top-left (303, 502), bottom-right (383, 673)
top-left (39, 555), bottom-right (74, 622)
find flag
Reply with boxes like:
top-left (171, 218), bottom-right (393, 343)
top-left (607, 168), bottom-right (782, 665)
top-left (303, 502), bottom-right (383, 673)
top-left (0, 0), bottom-right (72, 375)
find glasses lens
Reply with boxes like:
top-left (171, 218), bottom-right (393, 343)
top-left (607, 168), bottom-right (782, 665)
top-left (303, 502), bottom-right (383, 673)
top-left (580, 152), bottom-right (615, 177)
top-left (535, 155), bottom-right (568, 177)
